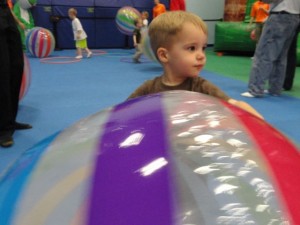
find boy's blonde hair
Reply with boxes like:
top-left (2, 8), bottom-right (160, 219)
top-left (68, 8), bottom-right (77, 16)
top-left (134, 18), bottom-right (143, 26)
top-left (148, 11), bottom-right (207, 60)
top-left (142, 11), bottom-right (149, 18)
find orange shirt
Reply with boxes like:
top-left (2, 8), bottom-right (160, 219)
top-left (250, 1), bottom-right (270, 23)
top-left (7, 0), bottom-right (13, 9)
top-left (153, 3), bottom-right (166, 18)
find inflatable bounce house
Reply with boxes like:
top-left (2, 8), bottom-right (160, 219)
top-left (214, 0), bottom-right (300, 65)
top-left (31, 0), bottom-right (169, 49)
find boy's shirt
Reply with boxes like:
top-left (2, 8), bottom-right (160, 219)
top-left (153, 3), bottom-right (166, 18)
top-left (133, 28), bottom-right (141, 44)
top-left (251, 1), bottom-right (270, 23)
top-left (72, 18), bottom-right (87, 40)
top-left (127, 76), bottom-right (230, 101)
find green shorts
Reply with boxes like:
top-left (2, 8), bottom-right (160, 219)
top-left (76, 39), bottom-right (87, 48)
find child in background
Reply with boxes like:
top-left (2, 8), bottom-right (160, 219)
top-left (249, 0), bottom-right (269, 43)
top-left (141, 11), bottom-right (149, 28)
top-left (127, 11), bottom-right (263, 120)
top-left (132, 18), bottom-right (143, 63)
top-left (68, 8), bottom-right (92, 59)
top-left (140, 11), bottom-right (149, 44)
top-left (153, 0), bottom-right (166, 18)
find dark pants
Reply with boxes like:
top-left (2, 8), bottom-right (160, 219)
top-left (0, 6), bottom-right (24, 137)
top-left (283, 28), bottom-right (299, 90)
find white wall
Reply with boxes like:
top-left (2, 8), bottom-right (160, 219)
top-left (186, 0), bottom-right (225, 45)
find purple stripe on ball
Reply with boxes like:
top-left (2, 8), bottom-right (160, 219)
top-left (31, 29), bottom-right (39, 57)
top-left (88, 95), bottom-right (175, 225)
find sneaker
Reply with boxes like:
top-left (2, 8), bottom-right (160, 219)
top-left (87, 52), bottom-right (92, 58)
top-left (241, 92), bottom-right (255, 98)
top-left (75, 55), bottom-right (83, 59)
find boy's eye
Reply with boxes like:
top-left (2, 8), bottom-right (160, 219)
top-left (188, 46), bottom-right (196, 51)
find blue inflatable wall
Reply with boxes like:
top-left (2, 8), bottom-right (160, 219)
top-left (32, 0), bottom-right (169, 49)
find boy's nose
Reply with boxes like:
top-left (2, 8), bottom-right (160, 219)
top-left (196, 50), bottom-right (205, 60)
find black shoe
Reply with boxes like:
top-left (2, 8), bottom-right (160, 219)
top-left (15, 122), bottom-right (32, 130)
top-left (0, 136), bottom-right (14, 148)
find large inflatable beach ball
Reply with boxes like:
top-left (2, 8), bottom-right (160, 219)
top-left (0, 91), bottom-right (299, 225)
top-left (141, 28), bottom-right (158, 62)
top-left (115, 6), bottom-right (141, 35)
top-left (26, 27), bottom-right (55, 58)
top-left (19, 53), bottom-right (31, 100)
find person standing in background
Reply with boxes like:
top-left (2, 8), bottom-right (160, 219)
top-left (153, 0), bottom-right (166, 18)
top-left (0, 0), bottom-right (32, 147)
top-left (241, 0), bottom-right (300, 98)
top-left (249, 0), bottom-right (270, 44)
top-left (132, 18), bottom-right (143, 63)
top-left (141, 11), bottom-right (149, 28)
top-left (140, 10), bottom-right (149, 38)
top-left (68, 7), bottom-right (92, 59)
top-left (283, 25), bottom-right (299, 91)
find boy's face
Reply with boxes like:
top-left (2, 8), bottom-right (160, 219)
top-left (141, 13), bottom-right (148, 19)
top-left (68, 11), bottom-right (75, 20)
top-left (136, 20), bottom-right (143, 28)
top-left (163, 22), bottom-right (207, 79)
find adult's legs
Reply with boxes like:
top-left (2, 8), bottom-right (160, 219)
top-left (0, 7), bottom-right (25, 146)
top-left (133, 44), bottom-right (143, 62)
top-left (268, 15), bottom-right (300, 95)
top-left (283, 29), bottom-right (298, 90)
top-left (8, 14), bottom-right (24, 122)
top-left (0, 8), bottom-right (16, 137)
top-left (247, 14), bottom-right (299, 96)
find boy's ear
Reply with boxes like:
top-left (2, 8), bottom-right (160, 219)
top-left (157, 47), bottom-right (168, 63)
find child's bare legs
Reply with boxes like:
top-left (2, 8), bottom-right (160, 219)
top-left (76, 48), bottom-right (83, 59)
top-left (85, 48), bottom-right (92, 58)
top-left (133, 44), bottom-right (142, 63)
